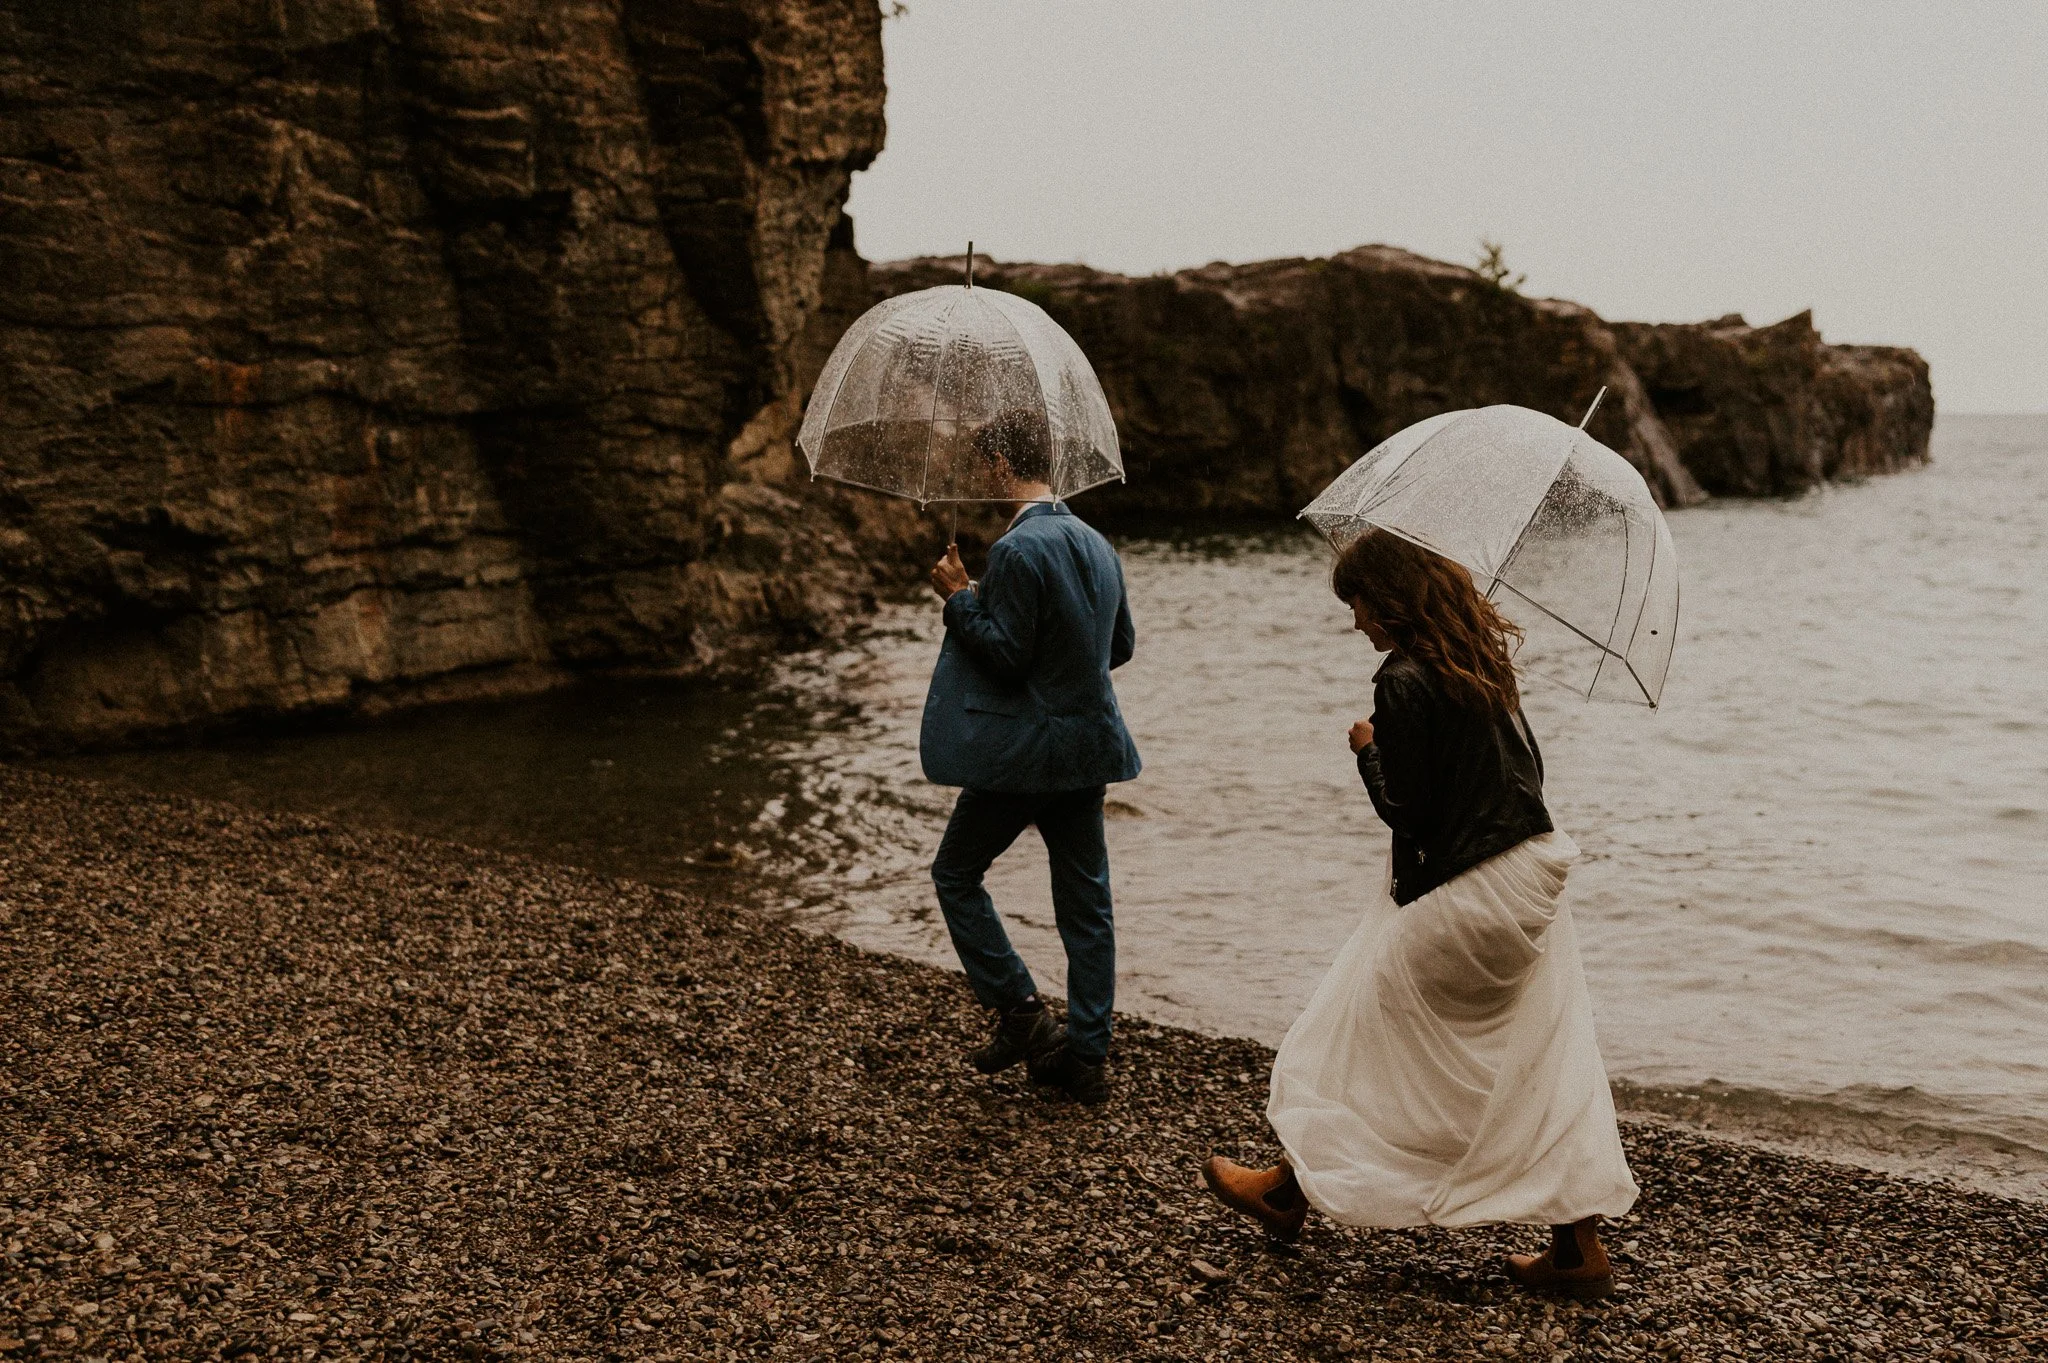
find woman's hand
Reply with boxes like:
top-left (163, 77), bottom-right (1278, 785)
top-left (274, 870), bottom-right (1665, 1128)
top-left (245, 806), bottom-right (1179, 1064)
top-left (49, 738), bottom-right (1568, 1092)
top-left (1348, 717), bottom-right (1375, 753)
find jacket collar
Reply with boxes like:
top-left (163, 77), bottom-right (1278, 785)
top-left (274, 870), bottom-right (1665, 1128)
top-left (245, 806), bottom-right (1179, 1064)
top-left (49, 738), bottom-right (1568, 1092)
top-left (1009, 499), bottom-right (1067, 529)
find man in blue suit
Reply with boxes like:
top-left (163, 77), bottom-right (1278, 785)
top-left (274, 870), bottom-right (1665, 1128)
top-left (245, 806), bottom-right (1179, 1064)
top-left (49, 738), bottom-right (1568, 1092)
top-left (923, 409), bottom-right (1140, 1106)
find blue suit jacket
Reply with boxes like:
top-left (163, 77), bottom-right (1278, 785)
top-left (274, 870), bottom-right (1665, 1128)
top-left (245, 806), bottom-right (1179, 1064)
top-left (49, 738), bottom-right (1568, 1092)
top-left (920, 502), bottom-right (1141, 793)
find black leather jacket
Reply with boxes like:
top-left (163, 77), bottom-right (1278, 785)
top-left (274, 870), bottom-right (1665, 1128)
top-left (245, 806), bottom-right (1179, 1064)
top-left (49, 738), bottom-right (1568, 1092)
top-left (1356, 653), bottom-right (1553, 906)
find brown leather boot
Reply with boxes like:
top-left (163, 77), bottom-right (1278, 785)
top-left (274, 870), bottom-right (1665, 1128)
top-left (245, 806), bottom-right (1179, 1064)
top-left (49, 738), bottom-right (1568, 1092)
top-left (1506, 1217), bottom-right (1614, 1299)
top-left (1201, 1156), bottom-right (1308, 1241)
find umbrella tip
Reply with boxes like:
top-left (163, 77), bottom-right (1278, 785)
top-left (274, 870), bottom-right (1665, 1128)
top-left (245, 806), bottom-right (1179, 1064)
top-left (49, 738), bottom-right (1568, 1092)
top-left (965, 240), bottom-right (974, 289)
top-left (1577, 385), bottom-right (1608, 430)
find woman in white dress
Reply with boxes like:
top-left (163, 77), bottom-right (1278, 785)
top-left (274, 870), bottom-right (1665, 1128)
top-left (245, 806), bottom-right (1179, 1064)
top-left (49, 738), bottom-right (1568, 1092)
top-left (1202, 529), bottom-right (1638, 1298)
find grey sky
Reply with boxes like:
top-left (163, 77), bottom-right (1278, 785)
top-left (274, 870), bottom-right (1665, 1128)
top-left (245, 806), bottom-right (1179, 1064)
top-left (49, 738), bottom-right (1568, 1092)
top-left (846, 2), bottom-right (2046, 413)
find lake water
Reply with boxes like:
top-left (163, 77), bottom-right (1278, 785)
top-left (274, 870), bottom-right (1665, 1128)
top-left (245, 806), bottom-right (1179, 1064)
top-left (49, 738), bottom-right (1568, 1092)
top-left (38, 415), bottom-right (2048, 1197)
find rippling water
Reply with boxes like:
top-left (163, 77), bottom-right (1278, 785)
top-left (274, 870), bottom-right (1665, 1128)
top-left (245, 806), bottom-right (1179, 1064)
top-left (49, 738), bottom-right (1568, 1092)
top-left (37, 415), bottom-right (2048, 1195)
top-left (758, 414), bottom-right (2048, 1192)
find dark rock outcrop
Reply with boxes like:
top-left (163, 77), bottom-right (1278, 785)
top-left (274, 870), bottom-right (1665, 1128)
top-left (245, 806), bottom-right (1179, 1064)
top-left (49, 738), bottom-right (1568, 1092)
top-left (0, 10), bottom-right (1934, 755)
top-left (1614, 312), bottom-right (1934, 496)
top-left (0, 0), bottom-right (909, 754)
top-left (870, 247), bottom-right (1932, 523)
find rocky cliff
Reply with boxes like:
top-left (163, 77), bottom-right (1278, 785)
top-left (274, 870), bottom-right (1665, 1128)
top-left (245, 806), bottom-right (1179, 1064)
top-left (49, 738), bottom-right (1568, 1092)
top-left (0, 0), bottom-right (914, 754)
top-left (872, 247), bottom-right (1932, 521)
top-left (1613, 312), bottom-right (1934, 496)
top-left (0, 7), bottom-right (1935, 755)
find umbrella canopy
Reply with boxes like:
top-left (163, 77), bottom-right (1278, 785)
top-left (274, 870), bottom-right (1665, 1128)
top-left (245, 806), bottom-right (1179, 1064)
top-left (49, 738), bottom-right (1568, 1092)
top-left (1300, 404), bottom-right (1680, 707)
top-left (797, 284), bottom-right (1123, 505)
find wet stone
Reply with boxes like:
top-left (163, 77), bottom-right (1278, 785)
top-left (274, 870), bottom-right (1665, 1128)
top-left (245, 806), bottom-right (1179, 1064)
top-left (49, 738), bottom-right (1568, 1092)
top-left (2, 765), bottom-right (2045, 1362)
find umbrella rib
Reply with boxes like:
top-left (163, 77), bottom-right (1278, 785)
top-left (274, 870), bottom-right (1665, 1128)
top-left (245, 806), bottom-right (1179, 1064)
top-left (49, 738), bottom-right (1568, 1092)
top-left (1491, 577), bottom-right (1628, 664)
top-left (808, 294), bottom-right (901, 463)
top-left (1368, 407), bottom-right (1479, 511)
top-left (1585, 495), bottom-right (1636, 700)
top-left (1352, 520), bottom-right (1483, 586)
top-left (812, 471), bottom-right (957, 503)
top-left (981, 290), bottom-right (1064, 496)
top-left (1301, 410), bottom-right (1476, 532)
top-left (1040, 352), bottom-right (1061, 497)
top-left (1063, 326), bottom-right (1119, 486)
top-left (1611, 512), bottom-right (1663, 695)
top-left (1624, 657), bottom-right (1654, 708)
top-left (1489, 421), bottom-right (1581, 593)
top-left (917, 291), bottom-right (966, 504)
top-left (1012, 298), bottom-right (1061, 494)
top-left (1668, 577), bottom-right (1683, 694)
top-left (915, 470), bottom-right (1125, 505)
top-left (1613, 573), bottom-right (1679, 704)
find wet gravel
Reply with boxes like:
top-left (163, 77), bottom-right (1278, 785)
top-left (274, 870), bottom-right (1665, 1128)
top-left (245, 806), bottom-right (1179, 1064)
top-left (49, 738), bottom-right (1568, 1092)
top-left (3, 765), bottom-right (2045, 1362)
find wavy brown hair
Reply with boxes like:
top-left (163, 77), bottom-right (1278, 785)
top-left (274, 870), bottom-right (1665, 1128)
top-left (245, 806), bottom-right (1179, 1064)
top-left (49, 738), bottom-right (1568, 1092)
top-left (1331, 528), bottom-right (1524, 715)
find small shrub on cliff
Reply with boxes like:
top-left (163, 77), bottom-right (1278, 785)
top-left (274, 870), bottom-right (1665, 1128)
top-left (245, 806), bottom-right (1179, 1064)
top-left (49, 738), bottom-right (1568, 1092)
top-left (1475, 239), bottom-right (1527, 294)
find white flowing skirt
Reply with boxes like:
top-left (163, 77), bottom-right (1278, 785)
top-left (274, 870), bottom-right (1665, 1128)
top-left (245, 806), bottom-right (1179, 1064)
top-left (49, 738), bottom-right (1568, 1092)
top-left (1267, 831), bottom-right (1638, 1227)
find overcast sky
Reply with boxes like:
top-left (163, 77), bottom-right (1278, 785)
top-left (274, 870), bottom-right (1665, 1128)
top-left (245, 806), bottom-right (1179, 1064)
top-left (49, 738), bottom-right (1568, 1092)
top-left (845, 2), bottom-right (2046, 413)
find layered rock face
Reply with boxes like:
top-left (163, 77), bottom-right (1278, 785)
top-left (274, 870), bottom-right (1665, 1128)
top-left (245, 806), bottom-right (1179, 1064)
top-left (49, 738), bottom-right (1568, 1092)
top-left (1613, 313), bottom-right (1934, 496)
top-left (0, 0), bottom-right (905, 753)
top-left (871, 248), bottom-right (1932, 522)
top-left (0, 9), bottom-right (1935, 754)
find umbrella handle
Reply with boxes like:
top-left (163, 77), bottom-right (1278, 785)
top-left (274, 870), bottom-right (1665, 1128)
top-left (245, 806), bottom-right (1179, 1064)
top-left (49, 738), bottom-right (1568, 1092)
top-left (948, 503), bottom-right (959, 548)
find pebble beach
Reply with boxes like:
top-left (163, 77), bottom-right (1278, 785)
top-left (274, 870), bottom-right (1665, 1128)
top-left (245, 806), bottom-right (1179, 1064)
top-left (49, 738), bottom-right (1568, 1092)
top-left (3, 765), bottom-right (2045, 1362)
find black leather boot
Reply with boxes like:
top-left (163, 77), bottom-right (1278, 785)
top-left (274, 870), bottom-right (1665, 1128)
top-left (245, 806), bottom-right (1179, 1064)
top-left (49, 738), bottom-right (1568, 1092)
top-left (1027, 1039), bottom-right (1109, 1105)
top-left (970, 998), bottom-right (1062, 1074)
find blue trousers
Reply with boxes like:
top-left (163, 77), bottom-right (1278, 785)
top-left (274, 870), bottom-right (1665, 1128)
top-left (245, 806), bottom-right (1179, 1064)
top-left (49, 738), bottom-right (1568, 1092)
top-left (930, 784), bottom-right (1116, 1060)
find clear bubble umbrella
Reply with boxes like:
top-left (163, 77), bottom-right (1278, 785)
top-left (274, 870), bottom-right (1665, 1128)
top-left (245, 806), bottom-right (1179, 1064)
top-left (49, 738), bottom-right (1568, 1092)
top-left (796, 251), bottom-right (1123, 514)
top-left (1299, 396), bottom-right (1680, 707)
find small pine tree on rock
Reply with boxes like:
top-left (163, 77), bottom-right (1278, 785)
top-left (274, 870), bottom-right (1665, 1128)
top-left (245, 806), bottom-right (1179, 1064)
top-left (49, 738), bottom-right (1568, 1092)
top-left (1475, 239), bottom-right (1527, 294)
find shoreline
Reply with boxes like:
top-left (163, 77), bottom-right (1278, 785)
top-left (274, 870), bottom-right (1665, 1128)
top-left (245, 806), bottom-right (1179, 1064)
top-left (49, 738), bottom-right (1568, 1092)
top-left (4, 766), bottom-right (2045, 1362)
top-left (40, 702), bottom-right (2048, 1210)
top-left (1610, 1082), bottom-right (2048, 1207)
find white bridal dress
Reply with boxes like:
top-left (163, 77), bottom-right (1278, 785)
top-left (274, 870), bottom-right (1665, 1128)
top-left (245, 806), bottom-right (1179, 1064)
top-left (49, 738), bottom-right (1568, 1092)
top-left (1267, 831), bottom-right (1639, 1227)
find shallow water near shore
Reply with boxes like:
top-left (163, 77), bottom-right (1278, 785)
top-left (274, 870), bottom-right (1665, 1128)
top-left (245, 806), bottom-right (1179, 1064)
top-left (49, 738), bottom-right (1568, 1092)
top-left (36, 414), bottom-right (2048, 1198)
